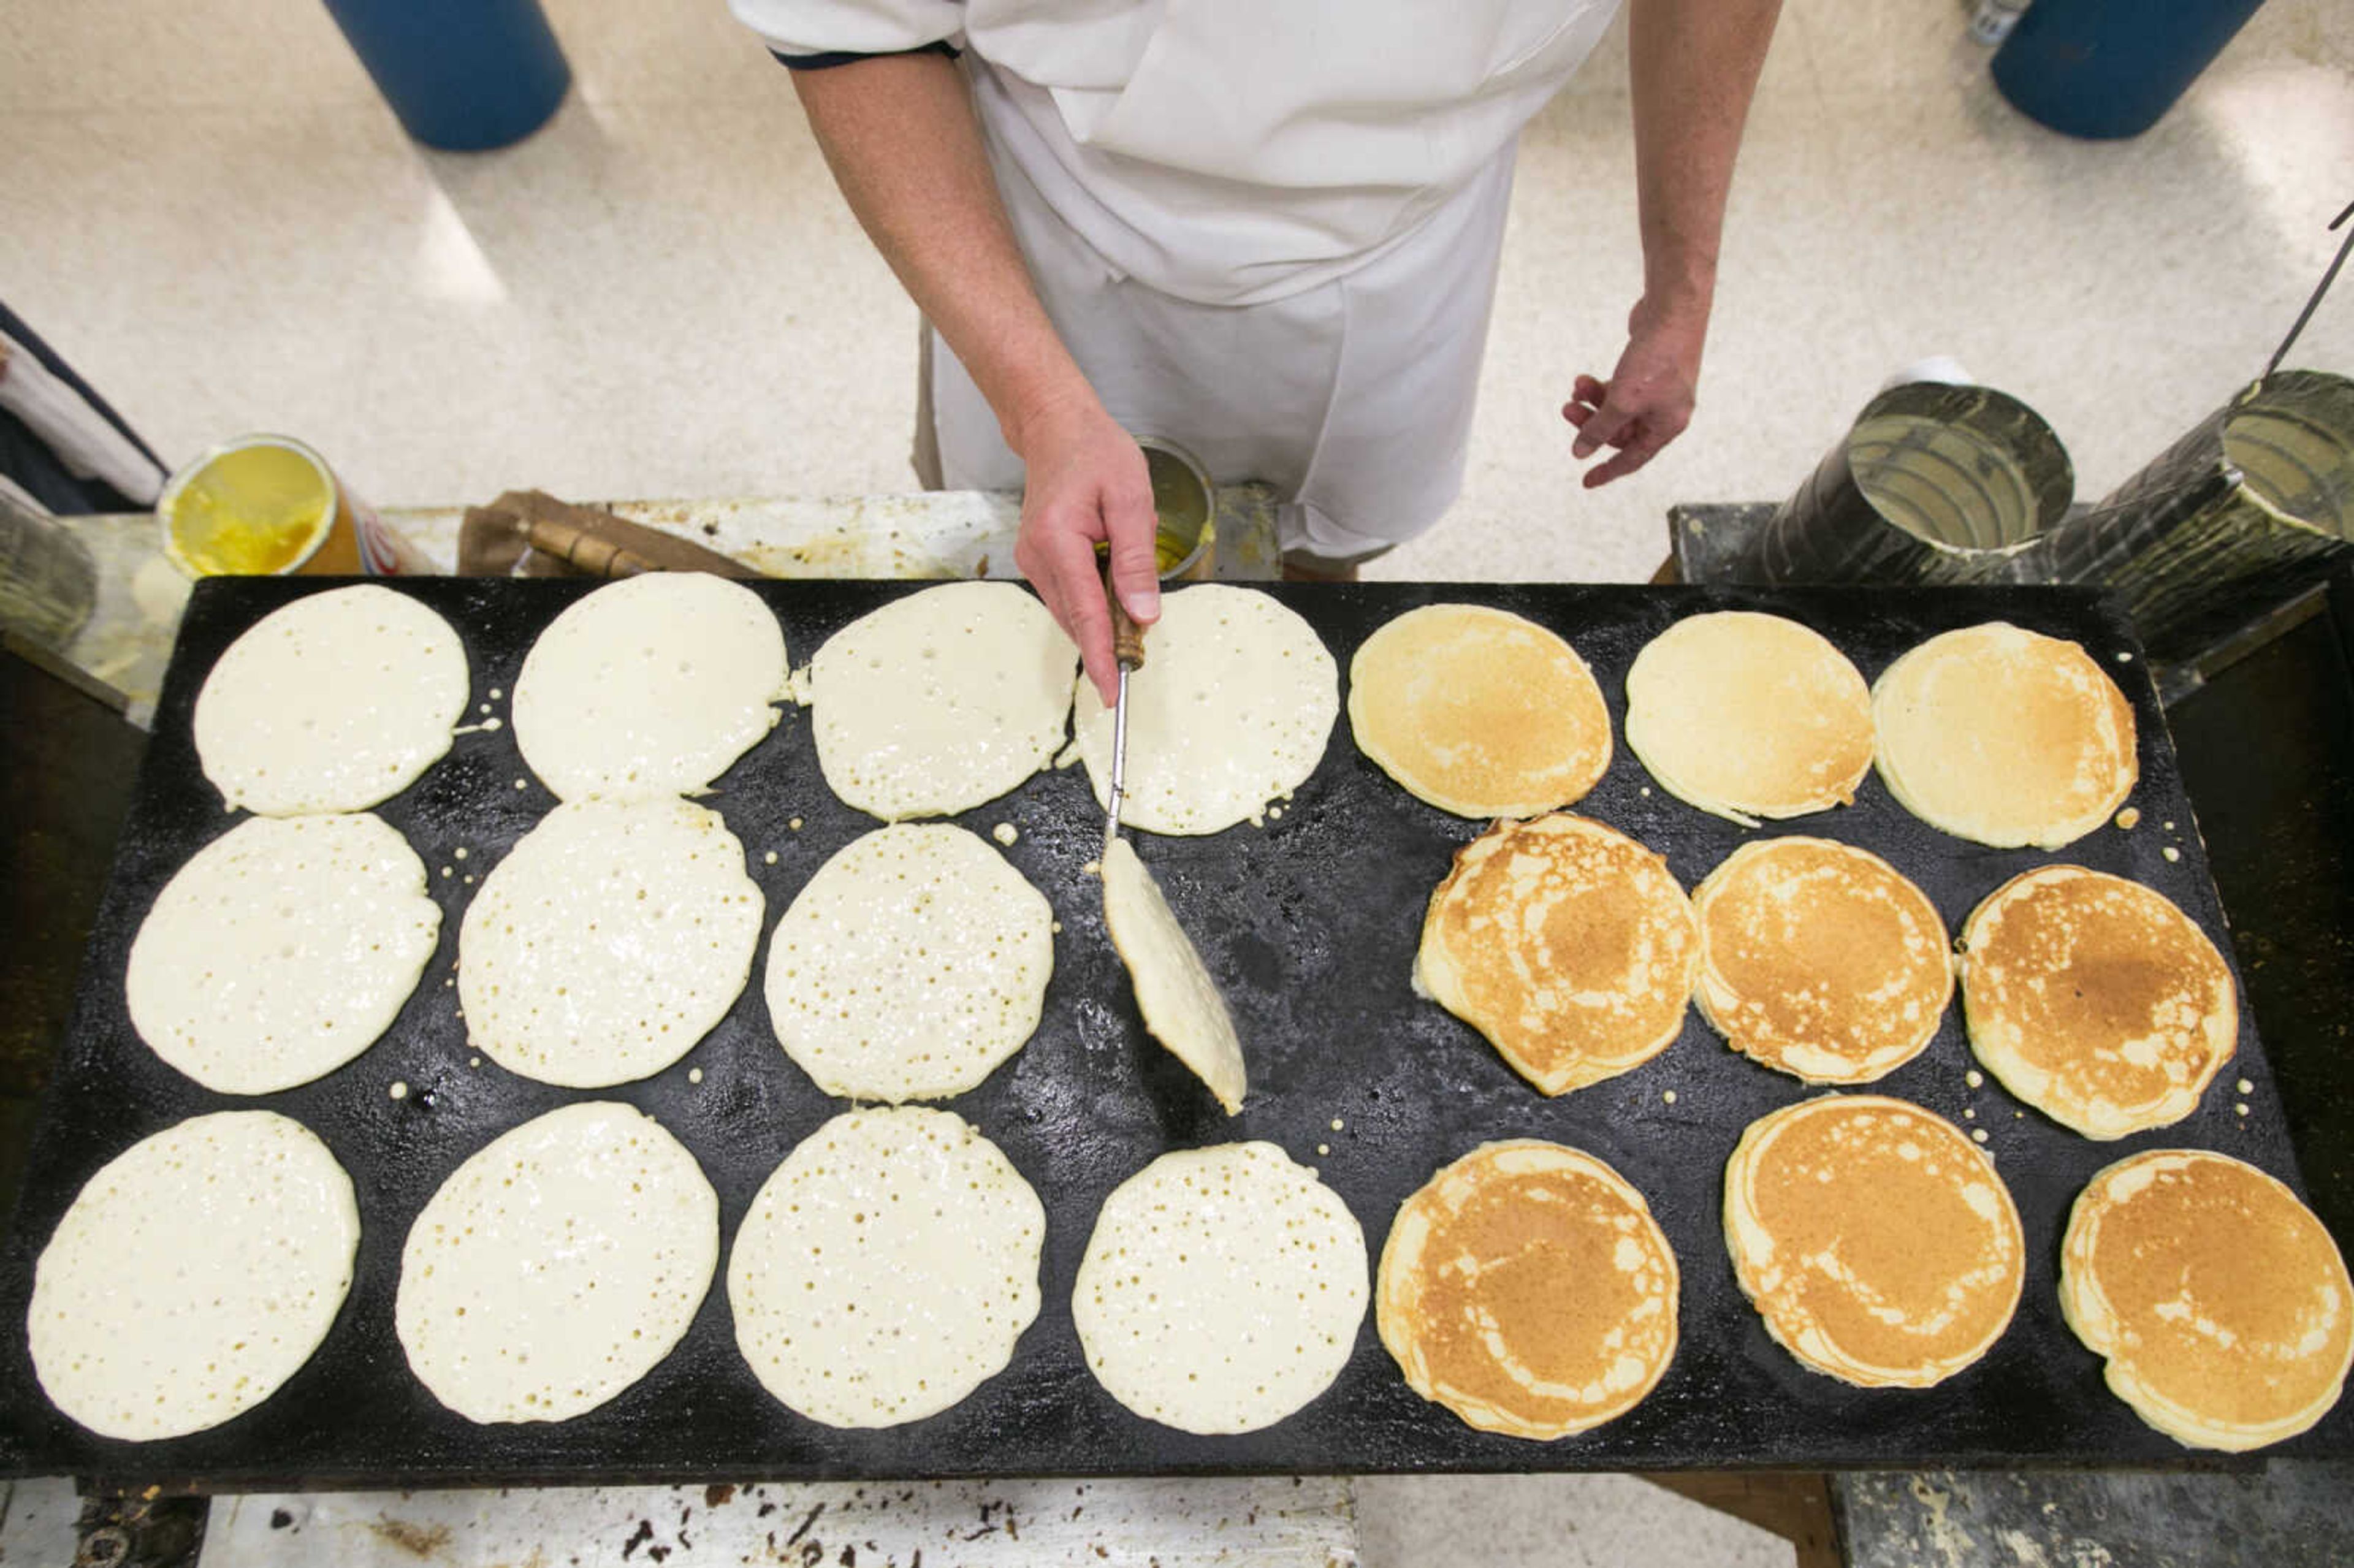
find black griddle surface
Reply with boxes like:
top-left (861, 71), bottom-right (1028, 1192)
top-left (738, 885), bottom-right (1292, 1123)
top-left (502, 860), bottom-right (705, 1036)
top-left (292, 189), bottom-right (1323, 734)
top-left (2, 577), bottom-right (2345, 1491)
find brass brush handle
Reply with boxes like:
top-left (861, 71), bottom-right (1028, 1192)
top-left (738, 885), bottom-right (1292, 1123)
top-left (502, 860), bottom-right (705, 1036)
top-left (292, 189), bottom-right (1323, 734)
top-left (525, 517), bottom-right (661, 578)
top-left (1103, 554), bottom-right (1146, 671)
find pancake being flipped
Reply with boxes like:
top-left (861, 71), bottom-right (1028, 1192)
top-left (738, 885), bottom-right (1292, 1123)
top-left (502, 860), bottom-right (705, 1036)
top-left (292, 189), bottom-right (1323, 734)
top-left (1416, 813), bottom-right (1698, 1095)
top-left (1379, 1141), bottom-right (1677, 1439)
top-left (1623, 611), bottom-right (1873, 826)
top-left (194, 583), bottom-right (468, 815)
top-left (513, 572), bottom-right (787, 802)
top-left (1724, 1094), bottom-right (2024, 1387)
top-left (1692, 837), bottom-right (1952, 1085)
top-left (2061, 1148), bottom-right (2352, 1452)
top-left (1072, 585), bottom-right (1339, 835)
top-left (1346, 603), bottom-right (1611, 818)
top-left (1872, 622), bottom-right (2136, 849)
top-left (806, 581), bottom-right (1078, 820)
top-left (1101, 838), bottom-right (1246, 1113)
top-left (1960, 866), bottom-right (2235, 1140)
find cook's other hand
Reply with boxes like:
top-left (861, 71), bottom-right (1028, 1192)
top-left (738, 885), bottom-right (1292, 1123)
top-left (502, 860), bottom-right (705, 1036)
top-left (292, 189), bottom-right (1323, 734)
top-left (1012, 396), bottom-right (1160, 707)
top-left (1563, 297), bottom-right (1705, 489)
top-left (1567, 0), bottom-right (1781, 488)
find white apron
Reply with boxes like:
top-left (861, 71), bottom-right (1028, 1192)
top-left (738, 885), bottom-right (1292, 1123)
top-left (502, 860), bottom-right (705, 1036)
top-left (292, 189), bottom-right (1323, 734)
top-left (734, 0), bottom-right (1621, 559)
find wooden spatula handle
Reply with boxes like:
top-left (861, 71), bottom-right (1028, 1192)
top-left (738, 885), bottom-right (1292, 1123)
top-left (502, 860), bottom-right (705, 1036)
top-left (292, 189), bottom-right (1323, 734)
top-left (1104, 555), bottom-right (1147, 671)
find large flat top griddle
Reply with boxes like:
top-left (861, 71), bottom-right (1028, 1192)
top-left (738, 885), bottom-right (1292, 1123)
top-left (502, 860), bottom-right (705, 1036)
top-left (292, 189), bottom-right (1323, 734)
top-left (2, 576), bottom-right (2345, 1491)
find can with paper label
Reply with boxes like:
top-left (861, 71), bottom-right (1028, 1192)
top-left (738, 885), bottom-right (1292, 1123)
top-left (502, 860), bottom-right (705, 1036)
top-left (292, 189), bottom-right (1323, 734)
top-left (157, 434), bottom-right (429, 577)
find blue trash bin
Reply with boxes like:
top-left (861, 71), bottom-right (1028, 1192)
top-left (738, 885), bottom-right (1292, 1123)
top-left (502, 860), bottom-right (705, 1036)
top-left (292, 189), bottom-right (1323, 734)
top-left (323, 0), bottom-right (572, 152)
top-left (1991, 0), bottom-right (2266, 140)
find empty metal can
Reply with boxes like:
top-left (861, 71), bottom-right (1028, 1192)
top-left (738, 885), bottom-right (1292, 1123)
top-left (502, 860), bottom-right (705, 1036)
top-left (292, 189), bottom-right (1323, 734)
top-left (1735, 382), bottom-right (2074, 587)
top-left (2045, 369), bottom-right (2354, 664)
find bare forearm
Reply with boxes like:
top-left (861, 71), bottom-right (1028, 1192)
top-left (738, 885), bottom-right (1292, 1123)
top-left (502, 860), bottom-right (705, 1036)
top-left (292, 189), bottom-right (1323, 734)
top-left (1563, 0), bottom-right (1780, 482)
top-left (791, 53), bottom-right (1097, 451)
top-left (791, 51), bottom-right (1156, 698)
top-left (1626, 0), bottom-right (1781, 324)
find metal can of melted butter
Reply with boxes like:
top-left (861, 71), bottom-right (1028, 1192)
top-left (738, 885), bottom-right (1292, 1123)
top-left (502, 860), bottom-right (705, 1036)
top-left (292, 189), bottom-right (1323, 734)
top-left (158, 434), bottom-right (428, 577)
top-left (1137, 435), bottom-right (1216, 582)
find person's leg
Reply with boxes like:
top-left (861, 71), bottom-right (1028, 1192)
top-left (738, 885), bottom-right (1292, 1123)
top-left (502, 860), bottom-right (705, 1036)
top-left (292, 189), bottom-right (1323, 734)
top-left (1279, 500), bottom-right (1406, 576)
top-left (926, 319), bottom-right (1029, 493)
top-left (1278, 536), bottom-right (1362, 582)
top-left (1277, 150), bottom-right (1518, 570)
top-left (910, 324), bottom-right (944, 490)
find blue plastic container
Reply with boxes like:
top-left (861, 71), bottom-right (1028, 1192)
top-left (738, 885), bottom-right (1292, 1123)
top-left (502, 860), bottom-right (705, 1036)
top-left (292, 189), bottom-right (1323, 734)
top-left (323, 0), bottom-right (572, 151)
top-left (1991, 0), bottom-right (2266, 139)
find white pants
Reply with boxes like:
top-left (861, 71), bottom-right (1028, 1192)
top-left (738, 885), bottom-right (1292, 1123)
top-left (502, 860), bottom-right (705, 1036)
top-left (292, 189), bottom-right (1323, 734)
top-left (926, 100), bottom-right (1520, 566)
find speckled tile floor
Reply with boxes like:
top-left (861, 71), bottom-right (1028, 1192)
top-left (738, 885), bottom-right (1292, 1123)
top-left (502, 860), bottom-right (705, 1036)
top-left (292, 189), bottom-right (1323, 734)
top-left (6, 4), bottom-right (2353, 1566)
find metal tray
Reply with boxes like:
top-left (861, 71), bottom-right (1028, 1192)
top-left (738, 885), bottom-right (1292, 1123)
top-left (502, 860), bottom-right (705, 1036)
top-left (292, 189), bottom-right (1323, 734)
top-left (2, 576), bottom-right (2345, 1491)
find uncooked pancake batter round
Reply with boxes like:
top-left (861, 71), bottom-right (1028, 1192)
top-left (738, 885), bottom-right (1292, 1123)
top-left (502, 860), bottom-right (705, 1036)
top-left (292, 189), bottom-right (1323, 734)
top-left (1623, 611), bottom-right (1873, 825)
top-left (126, 813), bottom-right (441, 1094)
top-left (29, 1110), bottom-right (358, 1441)
top-left (397, 1102), bottom-right (717, 1423)
top-left (1379, 1141), bottom-right (1677, 1439)
top-left (512, 573), bottom-right (787, 801)
top-left (806, 581), bottom-right (1078, 819)
top-left (765, 824), bottom-right (1053, 1102)
top-left (1417, 813), bottom-right (1698, 1096)
top-left (729, 1107), bottom-right (1044, 1428)
top-left (1073, 1142), bottom-right (1367, 1434)
top-left (1724, 1094), bottom-right (2023, 1388)
top-left (1346, 603), bottom-right (1611, 817)
top-left (1101, 837), bottom-right (1246, 1113)
top-left (1873, 621), bottom-right (2137, 848)
top-left (2061, 1148), bottom-right (2352, 1452)
top-left (1692, 837), bottom-right (1952, 1084)
top-left (194, 584), bottom-right (468, 815)
top-left (1961, 866), bottom-right (2235, 1140)
top-left (460, 799), bottom-right (763, 1087)
top-left (1072, 585), bottom-right (1339, 835)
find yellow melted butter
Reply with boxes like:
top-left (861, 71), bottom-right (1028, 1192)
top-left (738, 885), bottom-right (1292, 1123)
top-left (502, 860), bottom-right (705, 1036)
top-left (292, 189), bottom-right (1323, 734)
top-left (1100, 526), bottom-right (1198, 576)
top-left (165, 443), bottom-right (332, 575)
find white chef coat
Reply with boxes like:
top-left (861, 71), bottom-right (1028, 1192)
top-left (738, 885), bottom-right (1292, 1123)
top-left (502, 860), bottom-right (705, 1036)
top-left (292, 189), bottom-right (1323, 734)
top-left (733, 0), bottom-right (1621, 560)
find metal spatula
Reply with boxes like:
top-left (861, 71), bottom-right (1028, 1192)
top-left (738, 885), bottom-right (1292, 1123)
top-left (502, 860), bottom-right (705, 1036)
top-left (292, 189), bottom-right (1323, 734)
top-left (1102, 557), bottom-right (1146, 859)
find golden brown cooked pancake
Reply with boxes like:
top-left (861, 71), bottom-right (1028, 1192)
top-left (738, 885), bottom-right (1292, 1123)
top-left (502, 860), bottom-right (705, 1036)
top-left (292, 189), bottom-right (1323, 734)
top-left (1872, 622), bottom-right (2137, 849)
top-left (1623, 611), bottom-right (1874, 826)
top-left (1415, 813), bottom-right (1698, 1095)
top-left (1347, 603), bottom-right (1612, 818)
top-left (2062, 1149), bottom-right (2352, 1451)
top-left (1724, 1095), bottom-right (2024, 1388)
top-left (1378, 1140), bottom-right (1678, 1439)
top-left (1960, 866), bottom-right (2234, 1140)
top-left (1692, 837), bottom-right (1953, 1084)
